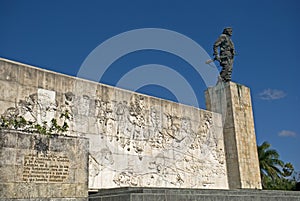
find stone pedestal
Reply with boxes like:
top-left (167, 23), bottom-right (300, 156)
top-left (205, 82), bottom-right (262, 189)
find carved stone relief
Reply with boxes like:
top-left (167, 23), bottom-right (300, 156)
top-left (85, 90), bottom-right (227, 189)
top-left (2, 93), bottom-right (38, 123)
top-left (1, 85), bottom-right (228, 189)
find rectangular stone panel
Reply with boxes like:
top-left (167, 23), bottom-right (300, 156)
top-left (0, 130), bottom-right (89, 200)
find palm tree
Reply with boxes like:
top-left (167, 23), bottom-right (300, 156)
top-left (257, 141), bottom-right (284, 188)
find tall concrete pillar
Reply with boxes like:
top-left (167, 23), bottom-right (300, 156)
top-left (205, 81), bottom-right (262, 189)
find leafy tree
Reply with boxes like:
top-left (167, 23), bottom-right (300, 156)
top-left (257, 141), bottom-right (296, 190)
top-left (258, 141), bottom-right (284, 185)
top-left (283, 162), bottom-right (294, 177)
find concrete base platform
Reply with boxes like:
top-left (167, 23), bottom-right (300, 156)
top-left (89, 187), bottom-right (300, 201)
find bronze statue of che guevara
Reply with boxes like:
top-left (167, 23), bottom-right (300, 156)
top-left (213, 27), bottom-right (235, 82)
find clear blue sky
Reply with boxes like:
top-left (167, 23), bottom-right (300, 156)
top-left (1, 1), bottom-right (299, 173)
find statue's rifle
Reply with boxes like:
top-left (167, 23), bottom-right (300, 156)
top-left (205, 56), bottom-right (224, 70)
top-left (205, 58), bottom-right (216, 64)
top-left (206, 53), bottom-right (237, 64)
top-left (205, 56), bottom-right (226, 64)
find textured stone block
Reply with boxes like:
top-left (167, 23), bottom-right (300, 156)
top-left (0, 130), bottom-right (89, 200)
top-left (0, 61), bottom-right (19, 82)
top-left (18, 66), bottom-right (38, 87)
top-left (0, 80), bottom-right (18, 102)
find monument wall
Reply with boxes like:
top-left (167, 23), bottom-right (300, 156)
top-left (0, 129), bottom-right (89, 200)
top-left (0, 58), bottom-right (228, 190)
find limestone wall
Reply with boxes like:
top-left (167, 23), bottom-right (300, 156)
top-left (0, 58), bottom-right (228, 190)
top-left (0, 129), bottom-right (89, 200)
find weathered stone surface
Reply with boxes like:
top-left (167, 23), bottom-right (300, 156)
top-left (205, 81), bottom-right (262, 189)
top-left (89, 187), bottom-right (300, 201)
top-left (0, 58), bottom-right (263, 192)
top-left (0, 129), bottom-right (89, 200)
top-left (0, 58), bottom-right (228, 190)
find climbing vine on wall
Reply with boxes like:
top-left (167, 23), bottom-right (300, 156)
top-left (0, 110), bottom-right (70, 135)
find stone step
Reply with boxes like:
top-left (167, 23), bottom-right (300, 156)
top-left (89, 187), bottom-right (300, 201)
